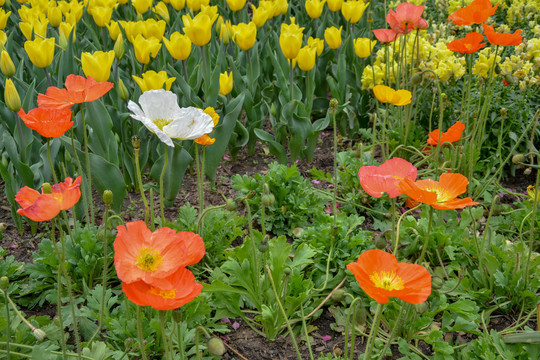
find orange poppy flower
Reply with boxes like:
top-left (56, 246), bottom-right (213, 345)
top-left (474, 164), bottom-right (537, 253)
top-left (18, 107), bottom-right (73, 138)
top-left (386, 3), bottom-right (427, 34)
top-left (37, 74), bottom-right (114, 109)
top-left (122, 267), bottom-right (202, 310)
top-left (397, 173), bottom-right (478, 210)
top-left (346, 249), bottom-right (431, 304)
top-left (482, 24), bottom-right (522, 46)
top-left (114, 221), bottom-right (205, 288)
top-left (449, 0), bottom-right (498, 26)
top-left (372, 28), bottom-right (399, 44)
top-left (358, 157), bottom-right (417, 198)
top-left (16, 176), bottom-right (82, 222)
top-left (194, 106), bottom-right (220, 145)
top-left (446, 32), bottom-right (486, 54)
top-left (427, 120), bottom-right (465, 145)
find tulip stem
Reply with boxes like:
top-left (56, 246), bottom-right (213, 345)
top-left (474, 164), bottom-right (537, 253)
top-left (289, 60), bottom-right (294, 102)
top-left (80, 104), bottom-right (95, 225)
top-left (99, 203), bottom-right (111, 334)
top-left (363, 303), bottom-right (384, 360)
top-left (134, 147), bottom-right (150, 225)
top-left (13, 112), bottom-right (26, 164)
top-left (160, 145), bottom-right (169, 226)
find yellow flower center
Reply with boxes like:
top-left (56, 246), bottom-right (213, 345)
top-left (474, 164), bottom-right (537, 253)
top-left (369, 270), bottom-right (404, 291)
top-left (148, 286), bottom-right (177, 299)
top-left (153, 118), bottom-right (172, 130)
top-left (135, 247), bottom-right (163, 272)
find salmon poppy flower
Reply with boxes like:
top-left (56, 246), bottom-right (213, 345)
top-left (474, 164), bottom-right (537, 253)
top-left (346, 249), bottom-right (431, 304)
top-left (482, 24), bottom-right (522, 47)
top-left (397, 173), bottom-right (478, 210)
top-left (358, 158), bottom-right (417, 198)
top-left (18, 107), bottom-right (73, 138)
top-left (122, 267), bottom-right (203, 310)
top-left (427, 120), bottom-right (466, 145)
top-left (37, 74), bottom-right (114, 109)
top-left (373, 85), bottom-right (412, 106)
top-left (114, 220), bottom-right (205, 288)
top-left (446, 32), bottom-right (486, 54)
top-left (16, 176), bottom-right (82, 221)
top-left (386, 3), bottom-right (427, 34)
top-left (449, 0), bottom-right (498, 26)
top-left (373, 28), bottom-right (399, 44)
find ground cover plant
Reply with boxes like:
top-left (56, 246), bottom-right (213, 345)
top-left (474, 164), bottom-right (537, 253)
top-left (0, 0), bottom-right (539, 358)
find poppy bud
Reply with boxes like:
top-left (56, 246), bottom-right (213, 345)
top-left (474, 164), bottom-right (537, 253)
top-left (331, 289), bottom-right (346, 302)
top-left (283, 266), bottom-right (291, 276)
top-left (5, 79), bottom-right (21, 112)
top-left (261, 193), bottom-right (275, 207)
top-left (524, 167), bottom-right (532, 176)
top-left (33, 328), bottom-right (47, 341)
top-left (355, 304), bottom-right (367, 325)
top-left (131, 135), bottom-right (141, 150)
top-left (334, 347), bottom-right (343, 357)
top-left (258, 235), bottom-right (269, 253)
top-left (1, 50), bottom-right (16, 77)
top-left (103, 190), bottom-right (113, 205)
top-left (414, 302), bottom-right (429, 314)
top-left (42, 183), bottom-right (52, 194)
top-left (512, 153), bottom-right (525, 164)
top-left (172, 308), bottom-right (182, 323)
top-left (374, 234), bottom-right (387, 250)
top-left (411, 72), bottom-right (423, 86)
top-left (225, 198), bottom-right (237, 211)
top-left (124, 338), bottom-right (134, 348)
top-left (494, 64), bottom-right (501, 75)
top-left (207, 337), bottom-right (226, 356)
top-left (432, 277), bottom-right (444, 290)
top-left (281, 205), bottom-right (287, 214)
top-left (0, 276), bottom-right (8, 290)
top-left (247, 190), bottom-right (256, 199)
top-left (262, 182), bottom-right (270, 194)
top-left (500, 108), bottom-right (507, 117)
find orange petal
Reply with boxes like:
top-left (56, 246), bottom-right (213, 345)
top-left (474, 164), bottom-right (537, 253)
top-left (16, 190), bottom-right (61, 222)
top-left (398, 177), bottom-right (438, 205)
top-left (437, 173), bottom-right (469, 199)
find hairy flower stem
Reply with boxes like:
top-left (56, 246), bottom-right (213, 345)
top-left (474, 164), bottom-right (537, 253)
top-left (99, 203), bottom-right (111, 332)
top-left (524, 168), bottom-right (540, 288)
top-left (80, 104), bottom-right (95, 225)
top-left (417, 206), bottom-right (434, 264)
top-left (50, 219), bottom-right (67, 358)
top-left (375, 303), bottom-right (410, 360)
top-left (195, 144), bottom-right (205, 233)
top-left (71, 128), bottom-right (90, 223)
top-left (159, 311), bottom-right (173, 360)
top-left (344, 297), bottom-right (362, 360)
top-left (136, 306), bottom-right (148, 360)
top-left (177, 320), bottom-right (186, 360)
top-left (134, 148), bottom-right (150, 225)
top-left (2, 289), bottom-right (10, 358)
top-left (289, 60), bottom-right (294, 103)
top-left (160, 145), bottom-right (169, 226)
top-left (363, 303), bottom-right (384, 360)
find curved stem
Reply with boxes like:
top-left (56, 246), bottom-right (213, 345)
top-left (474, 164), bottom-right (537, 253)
top-left (160, 145), bottom-right (169, 226)
top-left (195, 144), bottom-right (205, 232)
top-left (393, 204), bottom-right (421, 256)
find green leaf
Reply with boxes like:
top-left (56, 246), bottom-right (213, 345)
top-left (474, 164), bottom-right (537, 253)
top-left (84, 100), bottom-right (115, 162)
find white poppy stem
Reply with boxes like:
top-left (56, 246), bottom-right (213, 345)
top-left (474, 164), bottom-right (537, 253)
top-left (160, 145), bottom-right (169, 226)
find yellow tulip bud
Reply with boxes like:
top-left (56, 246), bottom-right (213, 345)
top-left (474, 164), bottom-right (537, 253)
top-left (251, 5), bottom-right (268, 28)
top-left (218, 18), bottom-right (233, 44)
top-left (1, 50), bottom-right (16, 77)
top-left (91, 6), bottom-right (113, 27)
top-left (24, 37), bottom-right (55, 68)
top-left (132, 70), bottom-right (175, 93)
top-left (153, 1), bottom-right (169, 23)
top-left (4, 78), bottom-right (21, 112)
top-left (324, 26), bottom-right (342, 50)
top-left (117, 78), bottom-right (129, 101)
top-left (114, 33), bottom-right (125, 60)
top-left (295, 46), bottom-right (317, 71)
top-left (81, 50), bottom-right (115, 82)
top-left (354, 38), bottom-right (376, 58)
top-left (59, 22), bottom-right (76, 44)
top-left (142, 19), bottom-right (166, 41)
top-left (327, 0), bottom-right (343, 12)
top-left (280, 21), bottom-right (305, 60)
top-left (307, 36), bottom-right (324, 56)
top-left (186, 0), bottom-right (209, 12)
top-left (232, 22), bottom-right (257, 51)
top-left (0, 10), bottom-right (11, 30)
top-left (219, 71), bottom-right (233, 95)
top-left (132, 0), bottom-right (152, 14)
top-left (226, 0), bottom-right (246, 11)
top-left (170, 0), bottom-right (185, 10)
top-left (19, 18), bottom-right (49, 41)
top-left (106, 21), bottom-right (122, 41)
top-left (305, 0), bottom-right (325, 19)
top-left (132, 34), bottom-right (162, 64)
top-left (163, 32), bottom-right (192, 60)
top-left (47, 6), bottom-right (62, 27)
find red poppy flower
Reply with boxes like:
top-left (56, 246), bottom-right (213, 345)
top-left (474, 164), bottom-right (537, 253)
top-left (427, 120), bottom-right (466, 145)
top-left (386, 3), bottom-right (427, 34)
top-left (373, 29), bottom-right (400, 43)
top-left (114, 221), bottom-right (205, 288)
top-left (37, 74), bottom-right (114, 109)
top-left (446, 32), bottom-right (486, 54)
top-left (16, 176), bottom-right (82, 222)
top-left (18, 107), bottom-right (73, 138)
top-left (346, 249), bottom-right (431, 304)
top-left (122, 267), bottom-right (203, 310)
top-left (397, 173), bottom-right (478, 210)
top-left (358, 157), bottom-right (417, 198)
top-left (502, 78), bottom-right (509, 86)
top-left (482, 24), bottom-right (522, 46)
top-left (449, 0), bottom-right (498, 26)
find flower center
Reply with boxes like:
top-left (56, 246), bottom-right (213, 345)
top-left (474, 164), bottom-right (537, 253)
top-left (369, 270), bottom-right (404, 291)
top-left (153, 118), bottom-right (172, 130)
top-left (148, 286), bottom-right (177, 299)
top-left (135, 247), bottom-right (163, 272)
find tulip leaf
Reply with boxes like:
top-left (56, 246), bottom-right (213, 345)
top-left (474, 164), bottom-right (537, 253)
top-left (84, 100), bottom-right (115, 163)
top-left (0, 160), bottom-right (23, 233)
top-left (88, 153), bottom-right (126, 212)
top-left (205, 93), bottom-right (245, 182)
top-left (57, 29), bottom-right (76, 81)
top-left (253, 129), bottom-right (287, 164)
top-left (2, 132), bottom-right (35, 187)
top-left (168, 63), bottom-right (203, 108)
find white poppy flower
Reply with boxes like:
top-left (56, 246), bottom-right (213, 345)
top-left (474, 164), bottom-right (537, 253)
top-left (127, 89), bottom-right (214, 147)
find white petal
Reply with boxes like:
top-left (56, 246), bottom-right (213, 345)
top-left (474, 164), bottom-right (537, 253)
top-left (138, 90), bottom-right (183, 121)
top-left (163, 107), bottom-right (214, 140)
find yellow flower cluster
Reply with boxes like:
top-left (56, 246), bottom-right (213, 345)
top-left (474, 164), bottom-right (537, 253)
top-left (506, 0), bottom-right (540, 26)
top-left (472, 48), bottom-right (501, 78)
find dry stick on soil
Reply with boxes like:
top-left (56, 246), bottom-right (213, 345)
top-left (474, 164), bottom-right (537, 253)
top-left (222, 341), bottom-right (250, 360)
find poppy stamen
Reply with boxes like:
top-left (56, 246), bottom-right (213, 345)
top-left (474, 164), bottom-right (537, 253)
top-left (370, 270), bottom-right (405, 291)
top-left (136, 247), bottom-right (164, 272)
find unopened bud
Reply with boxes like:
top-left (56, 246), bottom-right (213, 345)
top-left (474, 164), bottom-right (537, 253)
top-left (331, 289), bottom-right (346, 302)
top-left (225, 198), bottom-right (237, 211)
top-left (258, 235), bottom-right (269, 253)
top-left (207, 337), bottom-right (226, 356)
top-left (118, 78), bottom-right (129, 102)
top-left (367, 11), bottom-right (373, 23)
top-left (524, 167), bottom-right (532, 176)
top-left (1, 50), bottom-right (16, 77)
top-left (246, 190), bottom-right (256, 199)
top-left (283, 266), bottom-right (291, 276)
top-left (500, 108), bottom-right (507, 117)
top-left (432, 277), bottom-right (444, 290)
top-left (103, 190), bottom-right (113, 205)
top-left (42, 183), bottom-right (52, 194)
top-left (262, 182), bottom-right (270, 194)
top-left (33, 328), bottom-right (47, 341)
top-left (5, 79), bottom-right (21, 112)
top-left (411, 72), bottom-right (423, 86)
top-left (0, 223), bottom-right (6, 231)
top-left (114, 33), bottom-right (125, 60)
top-left (172, 308), bottom-right (182, 323)
top-left (124, 338), bottom-right (134, 348)
top-left (0, 276), bottom-right (8, 290)
top-left (414, 302), bottom-right (429, 314)
top-left (374, 234), bottom-right (387, 250)
top-left (334, 347), bottom-right (343, 357)
top-left (131, 135), bottom-right (141, 150)
top-left (494, 64), bottom-right (501, 75)
top-left (261, 193), bottom-right (275, 207)
top-left (512, 154), bottom-right (525, 164)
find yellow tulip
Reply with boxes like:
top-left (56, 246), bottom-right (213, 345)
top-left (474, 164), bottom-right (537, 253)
top-left (217, 17), bottom-right (233, 44)
top-left (170, 0), bottom-right (185, 10)
top-left (305, 0), bottom-right (325, 19)
top-left (219, 71), bottom-right (233, 95)
top-left (163, 32), bottom-right (192, 61)
top-left (0, 31), bottom-right (6, 46)
top-left (199, 5), bottom-right (219, 23)
top-left (153, 1), bottom-right (169, 23)
top-left (24, 37), bottom-right (55, 68)
top-left (59, 22), bottom-right (76, 44)
top-left (232, 22), bottom-right (257, 51)
top-left (251, 4), bottom-right (269, 28)
top-left (107, 21), bottom-right (122, 40)
top-left (19, 18), bottom-right (49, 40)
top-left (132, 70), bottom-right (176, 92)
top-left (341, 1), bottom-right (370, 23)
top-left (353, 38), bottom-right (376, 58)
top-left (327, 0), bottom-right (343, 11)
top-left (1, 50), bottom-right (16, 77)
top-left (259, 1), bottom-right (276, 20)
top-left (226, 0), bottom-right (246, 11)
top-left (183, 13), bottom-right (213, 47)
top-left (373, 85), bottom-right (411, 106)
top-left (275, 0), bottom-right (288, 15)
top-left (47, 6), bottom-right (62, 27)
top-left (324, 26), bottom-right (342, 49)
top-left (0, 10), bottom-right (10, 30)
top-left (132, 0), bottom-right (152, 14)
top-left (279, 20), bottom-right (304, 60)
top-left (132, 34), bottom-right (162, 64)
top-left (186, 0), bottom-right (209, 12)
top-left (81, 50), bottom-right (115, 82)
top-left (295, 46), bottom-right (317, 71)
top-left (142, 19), bottom-right (167, 40)
top-left (307, 36), bottom-right (324, 56)
top-left (119, 21), bottom-right (140, 42)
top-left (4, 79), bottom-right (21, 112)
top-left (91, 6), bottom-right (113, 27)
